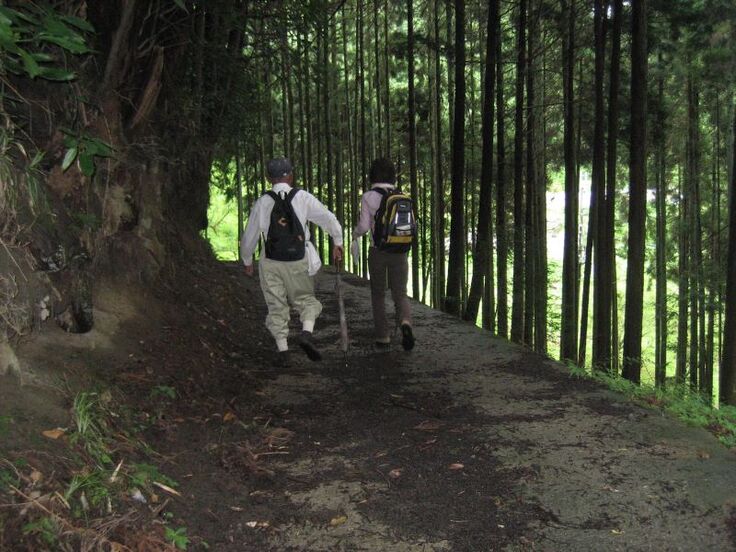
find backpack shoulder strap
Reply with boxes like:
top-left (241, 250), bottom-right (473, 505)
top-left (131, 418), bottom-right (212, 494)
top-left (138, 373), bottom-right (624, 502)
top-left (372, 187), bottom-right (389, 198)
top-left (286, 188), bottom-right (300, 203)
top-left (265, 190), bottom-right (279, 201)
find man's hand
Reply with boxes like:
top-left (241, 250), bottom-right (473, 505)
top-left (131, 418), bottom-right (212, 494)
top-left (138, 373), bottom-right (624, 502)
top-left (244, 264), bottom-right (254, 277)
top-left (333, 245), bottom-right (344, 263)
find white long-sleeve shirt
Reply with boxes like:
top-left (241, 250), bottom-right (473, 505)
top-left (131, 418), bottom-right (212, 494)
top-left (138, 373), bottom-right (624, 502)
top-left (240, 182), bottom-right (343, 275)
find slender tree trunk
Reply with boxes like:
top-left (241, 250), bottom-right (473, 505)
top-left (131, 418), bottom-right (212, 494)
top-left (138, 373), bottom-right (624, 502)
top-left (719, 97), bottom-right (736, 406)
top-left (591, 0), bottom-right (609, 371)
top-left (621, 0), bottom-right (648, 384)
top-left (359, 0), bottom-right (368, 276)
top-left (560, 0), bottom-right (578, 362)
top-left (408, 0), bottom-right (419, 300)
top-left (433, 0), bottom-right (446, 308)
top-left (496, 11), bottom-right (508, 338)
top-left (236, 150), bottom-right (244, 262)
top-left (384, 0), bottom-right (392, 156)
top-left (445, 0), bottom-right (466, 317)
top-left (465, 0), bottom-right (498, 325)
top-left (677, 162), bottom-right (689, 384)
top-left (687, 75), bottom-right (699, 390)
top-left (510, 0), bottom-right (527, 343)
top-left (603, 0), bottom-right (622, 371)
top-left (523, 0), bottom-right (536, 346)
top-left (654, 50), bottom-right (667, 387)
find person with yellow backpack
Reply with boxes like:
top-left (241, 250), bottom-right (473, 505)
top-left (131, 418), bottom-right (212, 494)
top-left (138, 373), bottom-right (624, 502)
top-left (351, 158), bottom-right (416, 351)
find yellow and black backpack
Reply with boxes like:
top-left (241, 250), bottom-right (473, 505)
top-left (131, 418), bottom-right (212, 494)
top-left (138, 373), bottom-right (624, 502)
top-left (372, 188), bottom-right (416, 254)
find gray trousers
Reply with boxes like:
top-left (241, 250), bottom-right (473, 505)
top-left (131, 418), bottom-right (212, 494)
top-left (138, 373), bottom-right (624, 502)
top-left (259, 257), bottom-right (322, 346)
top-left (368, 247), bottom-right (412, 341)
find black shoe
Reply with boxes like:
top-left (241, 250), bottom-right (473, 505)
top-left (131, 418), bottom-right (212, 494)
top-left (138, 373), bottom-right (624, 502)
top-left (276, 351), bottom-right (291, 368)
top-left (298, 331), bottom-right (322, 361)
top-left (400, 324), bottom-right (415, 351)
top-left (375, 341), bottom-right (391, 352)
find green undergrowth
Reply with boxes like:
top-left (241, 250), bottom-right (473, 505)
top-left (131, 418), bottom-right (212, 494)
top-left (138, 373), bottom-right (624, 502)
top-left (567, 362), bottom-right (736, 447)
top-left (0, 387), bottom-right (203, 550)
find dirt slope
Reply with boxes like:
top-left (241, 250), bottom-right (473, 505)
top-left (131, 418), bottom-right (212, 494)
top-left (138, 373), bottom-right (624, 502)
top-left (2, 255), bottom-right (736, 551)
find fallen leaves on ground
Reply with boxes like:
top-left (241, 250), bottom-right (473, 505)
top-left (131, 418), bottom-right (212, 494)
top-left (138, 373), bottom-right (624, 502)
top-left (329, 515), bottom-right (348, 527)
top-left (389, 468), bottom-right (403, 479)
top-left (42, 428), bottom-right (66, 439)
top-left (414, 420), bottom-right (443, 432)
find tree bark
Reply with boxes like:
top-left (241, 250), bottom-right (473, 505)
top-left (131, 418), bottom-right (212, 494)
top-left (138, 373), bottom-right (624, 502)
top-left (621, 0), bottom-right (648, 384)
top-left (591, 0), bottom-right (609, 371)
top-left (465, 0), bottom-right (498, 324)
top-left (445, 0), bottom-right (466, 317)
top-left (496, 11), bottom-right (508, 338)
top-left (719, 97), bottom-right (736, 406)
top-left (560, 0), bottom-right (578, 363)
top-left (408, 0), bottom-right (419, 300)
top-left (510, 0), bottom-right (527, 343)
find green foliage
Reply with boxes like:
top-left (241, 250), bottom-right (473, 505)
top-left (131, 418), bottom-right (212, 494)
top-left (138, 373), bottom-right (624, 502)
top-left (165, 526), bottom-right (190, 550)
top-left (0, 415), bottom-right (12, 437)
top-left (0, 4), bottom-right (93, 81)
top-left (64, 470), bottom-right (110, 515)
top-left (128, 463), bottom-right (178, 490)
top-left (61, 130), bottom-right (114, 177)
top-left (70, 392), bottom-right (113, 465)
top-left (22, 516), bottom-right (59, 546)
top-left (150, 385), bottom-right (177, 400)
top-left (566, 363), bottom-right (736, 447)
top-left (0, 466), bottom-right (19, 492)
top-left (205, 186), bottom-right (240, 261)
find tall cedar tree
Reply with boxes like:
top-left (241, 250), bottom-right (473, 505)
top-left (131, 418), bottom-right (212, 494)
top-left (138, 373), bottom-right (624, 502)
top-left (510, 0), bottom-right (527, 342)
top-left (720, 100), bottom-right (736, 405)
top-left (495, 10), bottom-right (508, 338)
top-left (445, 0), bottom-right (466, 316)
top-left (591, 0), bottom-right (609, 371)
top-left (654, 51), bottom-right (667, 387)
top-left (465, 0), bottom-right (498, 324)
top-left (559, 0), bottom-right (578, 362)
top-left (408, 0), bottom-right (420, 300)
top-left (621, 0), bottom-right (648, 383)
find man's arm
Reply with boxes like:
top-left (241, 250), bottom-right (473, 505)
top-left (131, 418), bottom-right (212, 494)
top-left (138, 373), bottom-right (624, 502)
top-left (240, 198), bottom-right (264, 270)
top-left (353, 192), bottom-right (373, 240)
top-left (304, 193), bottom-right (343, 245)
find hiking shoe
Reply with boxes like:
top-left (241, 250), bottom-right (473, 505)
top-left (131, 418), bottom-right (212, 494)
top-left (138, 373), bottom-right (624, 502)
top-left (375, 341), bottom-right (391, 352)
top-left (400, 324), bottom-right (415, 351)
top-left (276, 351), bottom-right (291, 368)
top-left (298, 331), bottom-right (322, 361)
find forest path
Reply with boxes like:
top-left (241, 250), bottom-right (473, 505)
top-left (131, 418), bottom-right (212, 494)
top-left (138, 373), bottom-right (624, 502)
top-left (7, 255), bottom-right (734, 551)
top-left (163, 262), bottom-right (736, 551)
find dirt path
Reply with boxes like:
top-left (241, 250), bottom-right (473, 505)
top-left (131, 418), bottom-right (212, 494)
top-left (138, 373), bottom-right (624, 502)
top-left (4, 258), bottom-right (736, 551)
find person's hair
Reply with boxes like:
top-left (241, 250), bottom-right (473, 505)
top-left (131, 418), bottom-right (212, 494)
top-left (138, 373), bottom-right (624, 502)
top-left (368, 158), bottom-right (396, 184)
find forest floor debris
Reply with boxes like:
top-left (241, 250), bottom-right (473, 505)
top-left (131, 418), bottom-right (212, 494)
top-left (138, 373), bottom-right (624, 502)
top-left (2, 250), bottom-right (736, 551)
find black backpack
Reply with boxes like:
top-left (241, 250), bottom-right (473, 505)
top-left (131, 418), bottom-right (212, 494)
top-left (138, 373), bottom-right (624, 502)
top-left (264, 189), bottom-right (306, 261)
top-left (372, 188), bottom-right (416, 254)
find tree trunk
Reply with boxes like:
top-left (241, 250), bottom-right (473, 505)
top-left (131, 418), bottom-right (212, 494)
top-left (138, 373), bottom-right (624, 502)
top-left (591, 0), bottom-right (609, 371)
top-left (654, 50), bottom-right (667, 387)
top-left (445, 0), bottom-right (466, 317)
top-left (408, 0), bottom-right (419, 300)
top-left (621, 0), bottom-right (648, 384)
top-left (719, 97), bottom-right (736, 406)
top-left (465, 0), bottom-right (498, 324)
top-left (560, 0), bottom-right (578, 363)
top-left (510, 0), bottom-right (526, 343)
top-left (433, 0), bottom-right (446, 308)
top-left (496, 11), bottom-right (508, 338)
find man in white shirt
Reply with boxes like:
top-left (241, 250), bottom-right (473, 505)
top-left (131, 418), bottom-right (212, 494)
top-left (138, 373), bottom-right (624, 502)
top-left (241, 157), bottom-right (343, 365)
top-left (352, 158), bottom-right (415, 351)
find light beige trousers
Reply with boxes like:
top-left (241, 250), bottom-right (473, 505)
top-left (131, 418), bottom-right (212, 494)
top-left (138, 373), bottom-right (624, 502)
top-left (258, 257), bottom-right (322, 344)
